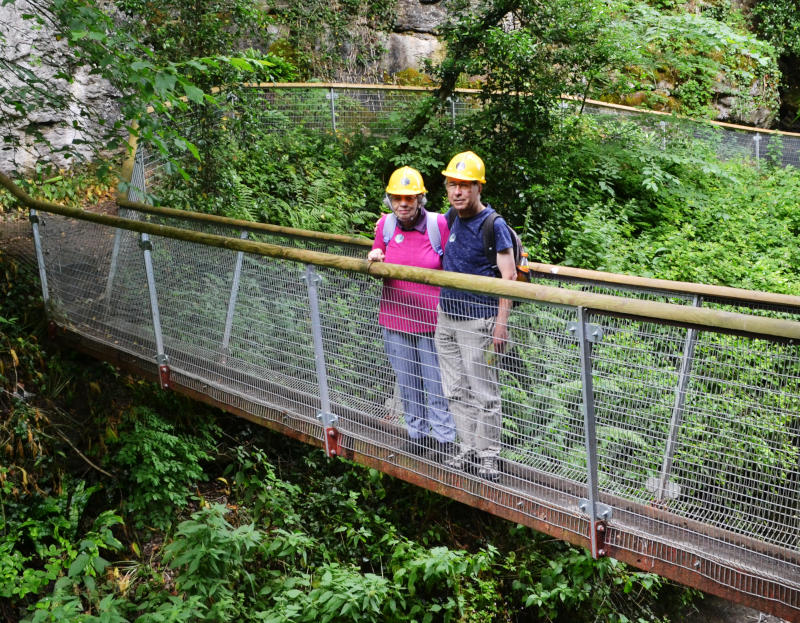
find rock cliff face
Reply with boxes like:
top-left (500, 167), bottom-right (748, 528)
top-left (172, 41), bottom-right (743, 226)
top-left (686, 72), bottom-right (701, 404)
top-left (0, 1), bottom-right (120, 175)
top-left (381, 0), bottom-right (446, 76)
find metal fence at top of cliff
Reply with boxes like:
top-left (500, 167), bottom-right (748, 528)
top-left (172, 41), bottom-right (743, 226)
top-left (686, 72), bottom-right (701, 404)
top-left (135, 83), bottom-right (800, 192)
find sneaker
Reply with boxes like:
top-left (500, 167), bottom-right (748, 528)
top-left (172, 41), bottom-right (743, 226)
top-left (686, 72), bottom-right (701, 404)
top-left (479, 455), bottom-right (500, 482)
top-left (400, 437), bottom-right (429, 456)
top-left (432, 441), bottom-right (456, 463)
top-left (445, 446), bottom-right (473, 470)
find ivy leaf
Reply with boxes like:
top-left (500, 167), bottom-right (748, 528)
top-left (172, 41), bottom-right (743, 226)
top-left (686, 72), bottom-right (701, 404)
top-left (154, 72), bottom-right (177, 94)
top-left (183, 83), bottom-right (204, 104)
top-left (68, 553), bottom-right (90, 578)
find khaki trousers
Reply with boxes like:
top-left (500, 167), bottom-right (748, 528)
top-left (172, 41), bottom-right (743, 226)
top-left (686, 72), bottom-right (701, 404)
top-left (435, 308), bottom-right (502, 458)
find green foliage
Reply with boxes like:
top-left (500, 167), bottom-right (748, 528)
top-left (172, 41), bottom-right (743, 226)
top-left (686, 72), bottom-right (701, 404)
top-left (158, 503), bottom-right (262, 621)
top-left (750, 0), bottom-right (800, 57)
top-left (108, 407), bottom-right (219, 530)
top-left (596, 2), bottom-right (780, 120)
top-left (157, 113), bottom-right (379, 229)
top-left (1, 0), bottom-right (296, 183)
top-left (562, 141), bottom-right (800, 293)
top-left (264, 0), bottom-right (396, 80)
top-left (1, 474), bottom-right (124, 619)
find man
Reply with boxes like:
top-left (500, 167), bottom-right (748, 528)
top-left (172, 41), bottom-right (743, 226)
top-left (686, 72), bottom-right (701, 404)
top-left (435, 151), bottom-right (516, 482)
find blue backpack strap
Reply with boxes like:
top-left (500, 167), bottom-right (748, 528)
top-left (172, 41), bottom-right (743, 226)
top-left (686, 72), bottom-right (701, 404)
top-left (445, 208), bottom-right (456, 229)
top-left (426, 212), bottom-right (443, 256)
top-left (382, 213), bottom-right (397, 245)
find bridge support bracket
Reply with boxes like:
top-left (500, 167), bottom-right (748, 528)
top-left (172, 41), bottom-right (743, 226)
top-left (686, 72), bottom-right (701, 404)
top-left (567, 321), bottom-right (604, 343)
top-left (579, 499), bottom-right (612, 557)
top-left (578, 499), bottom-right (612, 521)
top-left (318, 412), bottom-right (341, 457)
top-left (157, 354), bottom-right (170, 390)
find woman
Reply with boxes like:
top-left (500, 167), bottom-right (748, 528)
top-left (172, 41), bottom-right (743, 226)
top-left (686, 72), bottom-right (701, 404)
top-left (368, 166), bottom-right (456, 461)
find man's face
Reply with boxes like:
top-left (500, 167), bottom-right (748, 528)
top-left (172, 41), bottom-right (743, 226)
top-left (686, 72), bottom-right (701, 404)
top-left (445, 178), bottom-right (481, 214)
top-left (389, 193), bottom-right (420, 224)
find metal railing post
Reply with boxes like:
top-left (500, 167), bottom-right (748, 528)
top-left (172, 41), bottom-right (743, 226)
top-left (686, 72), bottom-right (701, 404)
top-left (219, 231), bottom-right (248, 362)
top-left (446, 96), bottom-right (456, 128)
top-left (754, 133), bottom-right (761, 167)
top-left (106, 146), bottom-right (147, 307)
top-left (571, 307), bottom-right (611, 558)
top-left (303, 264), bottom-right (340, 457)
top-left (656, 295), bottom-right (702, 502)
top-left (29, 209), bottom-right (50, 307)
top-left (327, 87), bottom-right (338, 134)
top-left (29, 209), bottom-right (49, 305)
top-left (140, 233), bottom-right (170, 389)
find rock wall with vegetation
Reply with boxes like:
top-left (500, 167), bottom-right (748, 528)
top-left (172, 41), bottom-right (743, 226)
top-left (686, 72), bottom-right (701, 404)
top-left (0, 0), bottom-right (793, 177)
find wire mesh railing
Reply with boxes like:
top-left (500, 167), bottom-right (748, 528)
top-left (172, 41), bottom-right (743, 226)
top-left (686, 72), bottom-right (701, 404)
top-left (133, 84), bottom-right (800, 192)
top-left (577, 98), bottom-right (800, 169)
top-left (6, 166), bottom-right (796, 619)
top-left (116, 193), bottom-right (800, 325)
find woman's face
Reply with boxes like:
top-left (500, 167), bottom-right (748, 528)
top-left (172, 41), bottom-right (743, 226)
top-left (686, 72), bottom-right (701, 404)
top-left (389, 193), bottom-right (420, 225)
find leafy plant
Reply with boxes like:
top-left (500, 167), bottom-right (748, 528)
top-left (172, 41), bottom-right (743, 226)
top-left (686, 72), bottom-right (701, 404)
top-left (108, 407), bottom-right (219, 530)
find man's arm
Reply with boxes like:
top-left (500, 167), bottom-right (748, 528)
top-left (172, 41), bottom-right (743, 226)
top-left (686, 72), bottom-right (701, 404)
top-left (493, 248), bottom-right (516, 350)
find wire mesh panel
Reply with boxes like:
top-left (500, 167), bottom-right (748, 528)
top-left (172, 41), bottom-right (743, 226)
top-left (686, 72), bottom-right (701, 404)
top-left (132, 85), bottom-right (800, 196)
top-left (588, 311), bottom-right (800, 592)
top-left (528, 271), bottom-right (800, 322)
top-left (118, 206), bottom-right (371, 259)
top-left (37, 213), bottom-right (158, 359)
top-left (580, 101), bottom-right (800, 168)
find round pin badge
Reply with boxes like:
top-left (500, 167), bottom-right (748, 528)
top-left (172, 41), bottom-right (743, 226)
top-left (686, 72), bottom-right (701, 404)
top-left (449, 233), bottom-right (456, 242)
top-left (395, 233), bottom-right (404, 243)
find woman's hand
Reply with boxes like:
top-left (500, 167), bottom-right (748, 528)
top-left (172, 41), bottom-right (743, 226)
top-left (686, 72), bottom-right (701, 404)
top-left (368, 249), bottom-right (385, 262)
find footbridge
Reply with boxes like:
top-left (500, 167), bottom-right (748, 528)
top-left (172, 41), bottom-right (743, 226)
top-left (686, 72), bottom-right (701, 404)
top-left (2, 172), bottom-right (800, 620)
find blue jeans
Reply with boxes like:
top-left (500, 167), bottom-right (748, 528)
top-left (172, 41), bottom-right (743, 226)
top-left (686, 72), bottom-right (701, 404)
top-left (383, 328), bottom-right (455, 442)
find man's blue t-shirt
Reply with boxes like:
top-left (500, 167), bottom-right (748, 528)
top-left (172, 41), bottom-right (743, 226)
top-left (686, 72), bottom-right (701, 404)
top-left (439, 205), bottom-right (513, 319)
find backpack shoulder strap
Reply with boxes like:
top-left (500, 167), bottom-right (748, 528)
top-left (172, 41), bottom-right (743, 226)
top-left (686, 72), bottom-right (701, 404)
top-left (381, 213), bottom-right (397, 245)
top-left (445, 208), bottom-right (456, 229)
top-left (426, 212), bottom-right (443, 256)
top-left (481, 211), bottom-right (499, 267)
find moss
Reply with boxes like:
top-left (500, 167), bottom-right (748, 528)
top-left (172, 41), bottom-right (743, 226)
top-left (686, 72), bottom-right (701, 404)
top-left (389, 68), bottom-right (435, 87)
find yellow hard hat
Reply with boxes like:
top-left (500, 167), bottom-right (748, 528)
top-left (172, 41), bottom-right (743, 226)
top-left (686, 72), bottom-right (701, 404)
top-left (441, 151), bottom-right (486, 184)
top-left (385, 166), bottom-right (427, 195)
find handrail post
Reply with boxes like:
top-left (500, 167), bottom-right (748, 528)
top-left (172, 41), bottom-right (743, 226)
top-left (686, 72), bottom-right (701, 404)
top-left (446, 96), bottom-right (456, 128)
top-left (327, 87), bottom-right (338, 134)
top-left (28, 209), bottom-right (50, 307)
top-left (656, 295), bottom-right (702, 502)
top-left (219, 231), bottom-right (248, 363)
top-left (571, 307), bottom-right (611, 558)
top-left (753, 133), bottom-right (761, 167)
top-left (140, 233), bottom-right (170, 389)
top-left (106, 146), bottom-right (147, 308)
top-left (303, 264), bottom-right (340, 457)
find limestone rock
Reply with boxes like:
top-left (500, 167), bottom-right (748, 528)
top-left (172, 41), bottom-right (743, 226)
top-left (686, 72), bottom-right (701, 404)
top-left (383, 32), bottom-right (444, 75)
top-left (394, 0), bottom-right (447, 33)
top-left (0, 0), bottom-right (121, 175)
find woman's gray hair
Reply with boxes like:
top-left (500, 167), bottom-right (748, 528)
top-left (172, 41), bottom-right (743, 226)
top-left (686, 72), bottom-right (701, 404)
top-left (383, 193), bottom-right (427, 211)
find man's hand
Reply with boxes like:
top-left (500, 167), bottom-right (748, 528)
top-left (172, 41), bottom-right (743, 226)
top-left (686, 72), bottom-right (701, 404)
top-left (368, 248), bottom-right (385, 262)
top-left (492, 320), bottom-right (508, 351)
